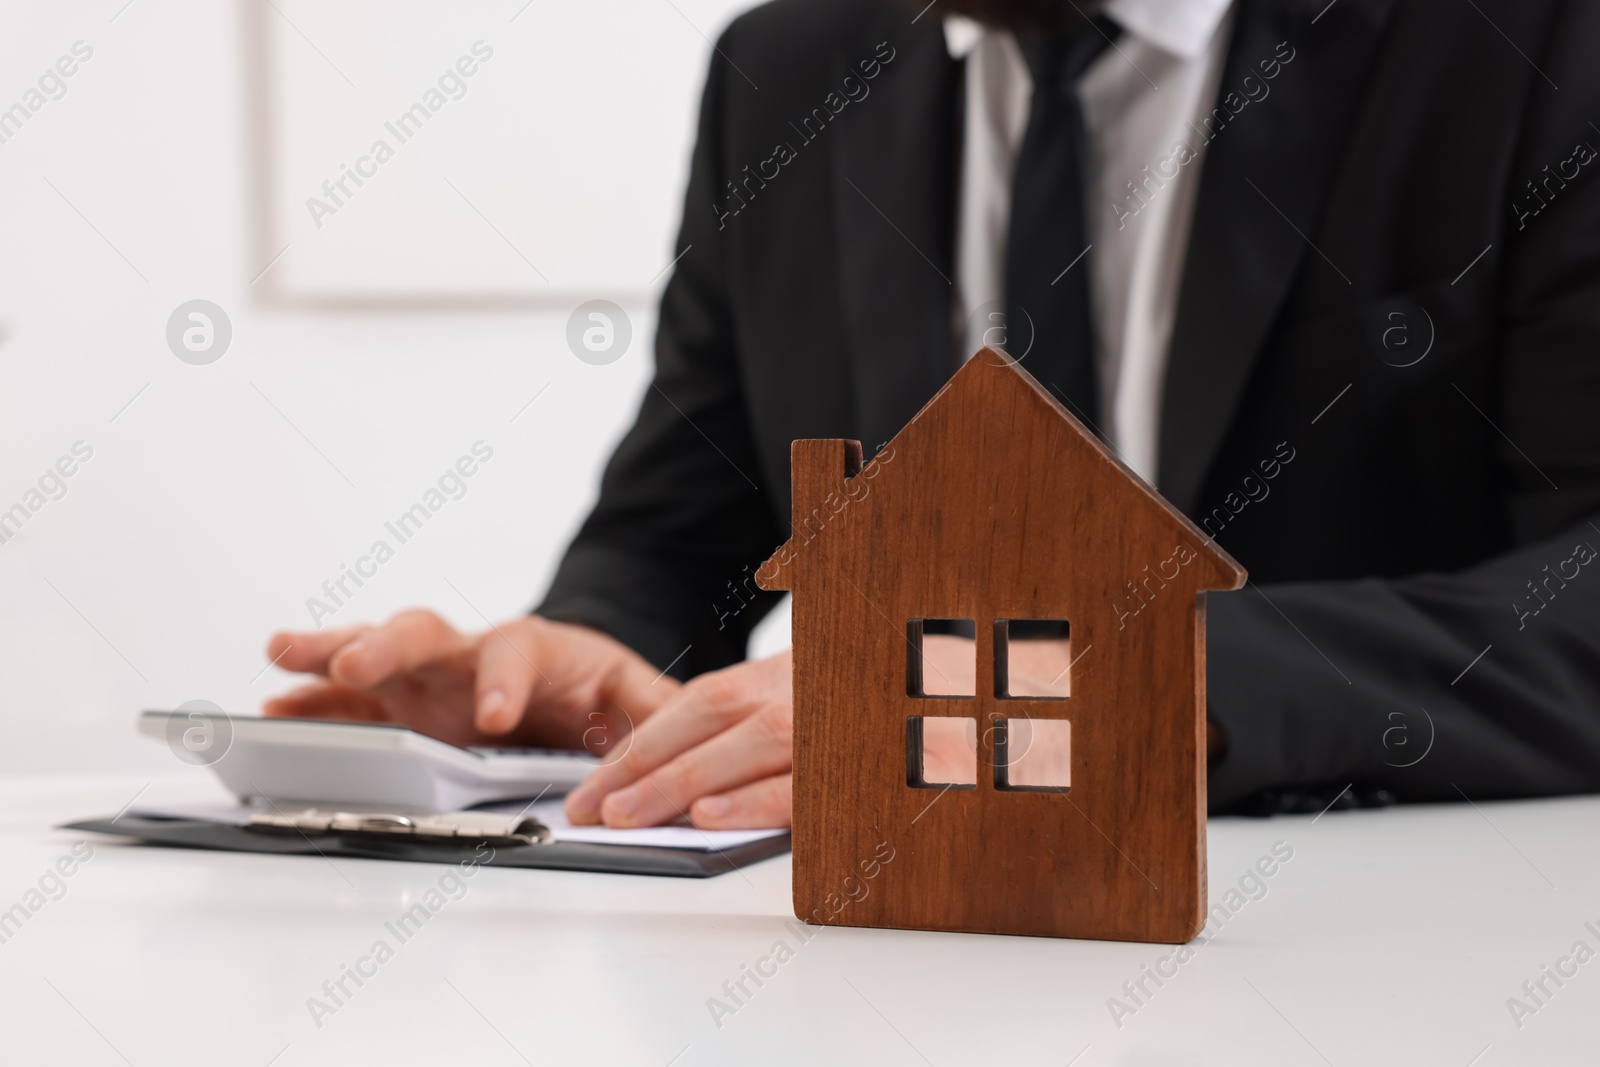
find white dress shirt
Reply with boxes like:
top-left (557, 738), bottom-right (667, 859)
top-left (948, 0), bottom-right (1234, 485)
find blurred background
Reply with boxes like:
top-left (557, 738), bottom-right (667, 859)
top-left (0, 0), bottom-right (788, 775)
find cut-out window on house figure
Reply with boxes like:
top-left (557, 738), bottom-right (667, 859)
top-left (906, 618), bottom-right (976, 697)
top-left (994, 717), bottom-right (1071, 791)
top-left (994, 619), bottom-right (1072, 699)
top-left (907, 716), bottom-right (977, 789)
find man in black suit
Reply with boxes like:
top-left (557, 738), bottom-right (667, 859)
top-left (267, 0), bottom-right (1600, 829)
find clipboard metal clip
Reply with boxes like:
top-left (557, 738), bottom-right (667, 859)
top-left (247, 808), bottom-right (552, 846)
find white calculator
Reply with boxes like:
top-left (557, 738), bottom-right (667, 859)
top-left (138, 710), bottom-right (600, 810)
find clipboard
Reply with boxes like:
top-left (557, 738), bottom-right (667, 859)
top-left (62, 803), bottom-right (790, 878)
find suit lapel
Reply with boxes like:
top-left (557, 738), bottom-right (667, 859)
top-left (830, 10), bottom-right (962, 458)
top-left (1158, 0), bottom-right (1401, 514)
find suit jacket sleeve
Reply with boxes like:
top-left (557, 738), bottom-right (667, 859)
top-left (536, 37), bottom-right (784, 677)
top-left (1206, 1), bottom-right (1600, 811)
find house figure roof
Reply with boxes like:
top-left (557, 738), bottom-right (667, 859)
top-left (758, 348), bottom-right (1243, 594)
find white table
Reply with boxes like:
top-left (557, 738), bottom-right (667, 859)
top-left (1, 773), bottom-right (1596, 1066)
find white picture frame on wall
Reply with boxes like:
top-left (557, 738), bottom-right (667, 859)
top-left (249, 0), bottom-right (755, 306)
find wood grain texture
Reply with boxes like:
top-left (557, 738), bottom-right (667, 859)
top-left (758, 350), bottom-right (1246, 943)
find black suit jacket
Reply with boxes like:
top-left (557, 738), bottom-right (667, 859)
top-left (540, 0), bottom-right (1600, 811)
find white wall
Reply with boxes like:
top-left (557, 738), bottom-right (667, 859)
top-left (0, 0), bottom-right (782, 776)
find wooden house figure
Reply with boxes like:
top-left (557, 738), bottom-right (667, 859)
top-left (756, 349), bottom-right (1246, 942)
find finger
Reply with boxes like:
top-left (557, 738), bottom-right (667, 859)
top-left (691, 773), bottom-right (792, 830)
top-left (564, 674), bottom-right (758, 823)
top-left (262, 682), bottom-right (388, 721)
top-left (473, 621), bottom-right (547, 735)
top-left (597, 702), bottom-right (792, 828)
top-left (265, 625), bottom-right (374, 678)
top-left (327, 609), bottom-right (465, 689)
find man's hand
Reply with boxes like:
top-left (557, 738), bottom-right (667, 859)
top-left (561, 635), bottom-right (990, 830)
top-left (263, 610), bottom-right (673, 755)
top-left (563, 650), bottom-right (795, 830)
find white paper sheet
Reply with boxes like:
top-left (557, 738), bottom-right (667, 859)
top-left (486, 798), bottom-right (785, 851)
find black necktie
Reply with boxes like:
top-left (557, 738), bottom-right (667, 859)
top-left (1004, 16), bottom-right (1118, 429)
